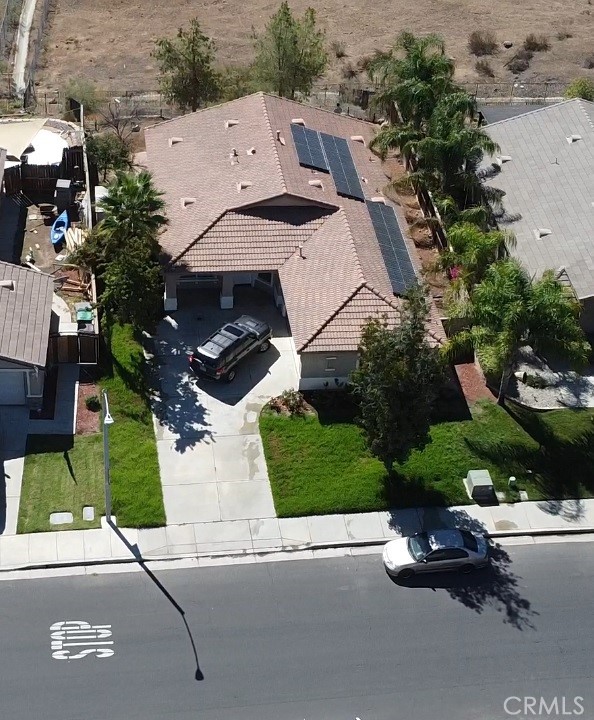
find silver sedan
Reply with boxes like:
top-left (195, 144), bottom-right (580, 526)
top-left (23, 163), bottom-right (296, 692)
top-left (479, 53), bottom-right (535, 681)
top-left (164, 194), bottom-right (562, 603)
top-left (382, 528), bottom-right (490, 579)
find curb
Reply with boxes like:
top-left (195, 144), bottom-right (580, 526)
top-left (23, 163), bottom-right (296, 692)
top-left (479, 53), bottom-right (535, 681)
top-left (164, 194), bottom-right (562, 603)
top-left (2, 525), bottom-right (594, 575)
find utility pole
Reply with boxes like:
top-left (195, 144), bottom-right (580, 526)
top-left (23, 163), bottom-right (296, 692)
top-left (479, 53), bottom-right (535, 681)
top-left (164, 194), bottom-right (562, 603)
top-left (102, 389), bottom-right (115, 523)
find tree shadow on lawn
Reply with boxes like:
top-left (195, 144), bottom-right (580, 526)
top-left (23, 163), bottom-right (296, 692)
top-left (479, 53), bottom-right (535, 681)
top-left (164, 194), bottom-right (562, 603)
top-left (386, 495), bottom-right (538, 631)
top-left (464, 405), bottom-right (594, 521)
top-left (101, 330), bottom-right (213, 452)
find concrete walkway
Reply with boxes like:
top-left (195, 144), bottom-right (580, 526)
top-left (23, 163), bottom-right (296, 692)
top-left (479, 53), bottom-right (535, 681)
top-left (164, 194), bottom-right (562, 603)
top-left (2, 498), bottom-right (594, 572)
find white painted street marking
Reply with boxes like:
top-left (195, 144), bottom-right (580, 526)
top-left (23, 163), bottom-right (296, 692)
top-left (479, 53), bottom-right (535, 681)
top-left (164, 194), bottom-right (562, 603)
top-left (50, 620), bottom-right (114, 660)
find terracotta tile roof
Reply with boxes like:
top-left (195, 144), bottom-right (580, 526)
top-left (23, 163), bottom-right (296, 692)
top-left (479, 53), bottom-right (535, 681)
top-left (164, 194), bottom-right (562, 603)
top-left (304, 284), bottom-right (403, 352)
top-left (145, 92), bottom-right (441, 353)
top-left (175, 205), bottom-right (330, 272)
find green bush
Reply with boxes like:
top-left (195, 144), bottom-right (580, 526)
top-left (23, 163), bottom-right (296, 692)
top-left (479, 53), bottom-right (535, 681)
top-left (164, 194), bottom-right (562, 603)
top-left (565, 77), bottom-right (594, 101)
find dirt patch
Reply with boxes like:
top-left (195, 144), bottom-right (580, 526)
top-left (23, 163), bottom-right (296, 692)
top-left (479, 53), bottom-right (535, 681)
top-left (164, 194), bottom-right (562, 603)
top-left (36, 0), bottom-right (592, 93)
top-left (76, 369), bottom-right (101, 435)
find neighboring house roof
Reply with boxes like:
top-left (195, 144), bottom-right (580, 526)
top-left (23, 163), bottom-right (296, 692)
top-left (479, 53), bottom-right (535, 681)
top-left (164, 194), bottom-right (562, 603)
top-left (478, 103), bottom-right (547, 125)
top-left (482, 99), bottom-right (594, 300)
top-left (145, 93), bottom-right (445, 352)
top-left (0, 261), bottom-right (54, 366)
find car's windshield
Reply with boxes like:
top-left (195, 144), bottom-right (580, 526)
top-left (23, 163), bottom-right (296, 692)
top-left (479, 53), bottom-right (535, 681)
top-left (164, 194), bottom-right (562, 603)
top-left (407, 533), bottom-right (431, 561)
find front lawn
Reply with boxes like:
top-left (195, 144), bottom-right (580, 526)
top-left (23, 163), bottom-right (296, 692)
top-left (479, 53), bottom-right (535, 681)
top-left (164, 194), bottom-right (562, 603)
top-left (261, 395), bottom-right (594, 516)
top-left (18, 434), bottom-right (104, 533)
top-left (100, 324), bottom-right (165, 528)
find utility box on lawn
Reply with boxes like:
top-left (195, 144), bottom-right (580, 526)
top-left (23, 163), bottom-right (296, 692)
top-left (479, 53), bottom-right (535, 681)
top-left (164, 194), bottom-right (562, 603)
top-left (464, 469), bottom-right (497, 505)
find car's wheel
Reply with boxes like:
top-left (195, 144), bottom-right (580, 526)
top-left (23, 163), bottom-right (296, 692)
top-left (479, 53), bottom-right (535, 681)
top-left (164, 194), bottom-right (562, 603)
top-left (460, 564), bottom-right (475, 575)
top-left (258, 340), bottom-right (271, 353)
top-left (225, 369), bottom-right (237, 383)
top-left (398, 568), bottom-right (415, 579)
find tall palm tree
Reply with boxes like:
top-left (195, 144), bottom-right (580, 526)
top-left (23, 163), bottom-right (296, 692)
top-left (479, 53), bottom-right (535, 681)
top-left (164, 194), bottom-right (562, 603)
top-left (368, 31), bottom-right (456, 129)
top-left (432, 194), bottom-right (491, 230)
top-left (435, 222), bottom-right (514, 298)
top-left (443, 259), bottom-right (590, 403)
top-left (411, 96), bottom-right (499, 205)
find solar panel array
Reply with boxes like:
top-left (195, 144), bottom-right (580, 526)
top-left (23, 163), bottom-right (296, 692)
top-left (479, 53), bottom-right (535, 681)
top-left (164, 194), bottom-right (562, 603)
top-left (319, 133), bottom-right (365, 201)
top-left (365, 200), bottom-right (418, 295)
top-left (290, 124), bottom-right (328, 172)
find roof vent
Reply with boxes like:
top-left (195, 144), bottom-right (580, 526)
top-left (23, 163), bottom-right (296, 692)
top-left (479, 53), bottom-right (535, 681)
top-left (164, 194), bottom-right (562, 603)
top-left (247, 147), bottom-right (256, 155)
top-left (566, 134), bottom-right (582, 144)
top-left (181, 197), bottom-right (196, 208)
top-left (225, 119), bottom-right (239, 129)
top-left (168, 137), bottom-right (183, 147)
top-left (370, 196), bottom-right (386, 204)
top-left (291, 118), bottom-right (305, 126)
top-left (350, 135), bottom-right (365, 145)
top-left (0, 279), bottom-right (14, 290)
top-left (534, 228), bottom-right (552, 239)
top-left (308, 179), bottom-right (324, 189)
top-left (237, 181), bottom-right (252, 192)
top-left (494, 155), bottom-right (512, 167)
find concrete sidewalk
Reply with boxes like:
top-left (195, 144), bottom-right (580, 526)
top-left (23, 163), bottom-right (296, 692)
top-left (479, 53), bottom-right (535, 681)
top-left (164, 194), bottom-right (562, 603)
top-left (1, 498), bottom-right (594, 571)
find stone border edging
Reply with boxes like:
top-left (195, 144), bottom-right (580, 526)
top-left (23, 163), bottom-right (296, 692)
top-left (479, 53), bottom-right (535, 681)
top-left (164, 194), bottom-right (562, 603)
top-left (2, 525), bottom-right (594, 575)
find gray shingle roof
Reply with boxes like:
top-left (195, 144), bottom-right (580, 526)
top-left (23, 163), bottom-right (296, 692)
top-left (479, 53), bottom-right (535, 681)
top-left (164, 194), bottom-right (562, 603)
top-left (478, 103), bottom-right (547, 125)
top-left (0, 261), bottom-right (54, 366)
top-left (482, 99), bottom-right (594, 300)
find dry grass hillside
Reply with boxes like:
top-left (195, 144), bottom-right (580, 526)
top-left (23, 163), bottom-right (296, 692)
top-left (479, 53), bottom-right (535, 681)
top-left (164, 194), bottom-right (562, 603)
top-left (38, 0), bottom-right (594, 92)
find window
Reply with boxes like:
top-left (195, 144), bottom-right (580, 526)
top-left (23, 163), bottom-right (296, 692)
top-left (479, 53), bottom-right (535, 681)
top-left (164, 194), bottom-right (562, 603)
top-left (325, 357), bottom-right (337, 372)
top-left (425, 548), bottom-right (468, 562)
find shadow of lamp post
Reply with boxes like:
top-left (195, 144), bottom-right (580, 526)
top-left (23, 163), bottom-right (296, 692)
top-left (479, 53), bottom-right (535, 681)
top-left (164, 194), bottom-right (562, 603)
top-left (102, 389), bottom-right (115, 522)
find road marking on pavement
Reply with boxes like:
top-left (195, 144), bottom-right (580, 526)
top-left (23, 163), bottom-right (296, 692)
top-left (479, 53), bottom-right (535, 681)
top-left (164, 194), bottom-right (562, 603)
top-left (50, 620), bottom-right (114, 660)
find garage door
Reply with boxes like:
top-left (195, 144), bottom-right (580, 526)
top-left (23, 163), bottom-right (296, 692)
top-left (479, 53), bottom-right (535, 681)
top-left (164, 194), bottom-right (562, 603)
top-left (0, 371), bottom-right (26, 405)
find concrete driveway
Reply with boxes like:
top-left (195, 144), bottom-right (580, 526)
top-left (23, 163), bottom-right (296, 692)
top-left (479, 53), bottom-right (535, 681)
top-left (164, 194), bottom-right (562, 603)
top-left (150, 288), bottom-right (299, 525)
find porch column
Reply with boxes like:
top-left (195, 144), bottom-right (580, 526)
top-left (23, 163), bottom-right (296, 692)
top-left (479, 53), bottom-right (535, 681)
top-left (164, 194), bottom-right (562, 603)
top-left (163, 273), bottom-right (178, 312)
top-left (220, 274), bottom-right (234, 309)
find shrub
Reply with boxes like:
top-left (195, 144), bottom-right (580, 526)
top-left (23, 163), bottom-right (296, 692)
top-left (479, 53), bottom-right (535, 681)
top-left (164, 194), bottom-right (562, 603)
top-left (556, 30), bottom-right (573, 40)
top-left (268, 389), bottom-right (308, 416)
top-left (85, 394), bottom-right (101, 412)
top-left (64, 77), bottom-right (101, 114)
top-left (330, 40), bottom-right (347, 59)
top-left (341, 61), bottom-right (358, 80)
top-left (356, 54), bottom-right (374, 73)
top-left (523, 34), bottom-right (550, 52)
top-left (475, 59), bottom-right (495, 77)
top-left (508, 49), bottom-right (533, 73)
top-left (468, 30), bottom-right (498, 57)
top-left (565, 77), bottom-right (594, 101)
top-left (582, 54), bottom-right (594, 69)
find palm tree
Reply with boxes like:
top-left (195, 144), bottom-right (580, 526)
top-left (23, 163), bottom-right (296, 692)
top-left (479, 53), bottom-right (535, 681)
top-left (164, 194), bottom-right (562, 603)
top-left (99, 170), bottom-right (167, 243)
top-left (432, 194), bottom-right (491, 230)
top-left (435, 222), bottom-right (514, 299)
top-left (411, 95), bottom-right (499, 205)
top-left (443, 259), bottom-right (590, 403)
top-left (368, 31), bottom-right (456, 129)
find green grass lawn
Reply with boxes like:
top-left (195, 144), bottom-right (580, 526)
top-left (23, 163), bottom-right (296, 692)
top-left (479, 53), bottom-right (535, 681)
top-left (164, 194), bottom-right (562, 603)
top-left (100, 324), bottom-right (165, 528)
top-left (261, 394), bottom-right (594, 517)
top-left (18, 434), bottom-right (104, 533)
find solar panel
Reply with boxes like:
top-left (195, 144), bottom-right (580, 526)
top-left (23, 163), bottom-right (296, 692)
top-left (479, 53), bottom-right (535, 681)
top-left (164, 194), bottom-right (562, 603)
top-left (290, 124), bottom-right (328, 172)
top-left (320, 132), bottom-right (365, 201)
top-left (366, 200), bottom-right (418, 295)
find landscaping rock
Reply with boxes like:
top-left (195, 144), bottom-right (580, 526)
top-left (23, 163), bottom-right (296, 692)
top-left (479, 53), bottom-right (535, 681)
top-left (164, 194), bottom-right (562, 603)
top-left (83, 506), bottom-right (95, 521)
top-left (50, 512), bottom-right (74, 525)
top-left (503, 40), bottom-right (514, 48)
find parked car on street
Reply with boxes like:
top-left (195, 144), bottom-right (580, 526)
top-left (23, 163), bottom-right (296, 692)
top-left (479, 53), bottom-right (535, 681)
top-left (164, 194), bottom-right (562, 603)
top-left (188, 315), bottom-right (272, 382)
top-left (382, 529), bottom-right (489, 579)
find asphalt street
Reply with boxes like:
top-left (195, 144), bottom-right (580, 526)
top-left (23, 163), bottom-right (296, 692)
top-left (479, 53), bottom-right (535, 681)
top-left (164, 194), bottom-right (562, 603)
top-left (1, 540), bottom-right (593, 720)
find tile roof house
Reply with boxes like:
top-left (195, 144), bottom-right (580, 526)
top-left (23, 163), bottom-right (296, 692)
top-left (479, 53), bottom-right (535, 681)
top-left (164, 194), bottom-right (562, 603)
top-left (145, 93), bottom-right (444, 389)
top-left (0, 261), bottom-right (55, 406)
top-left (481, 99), bottom-right (594, 333)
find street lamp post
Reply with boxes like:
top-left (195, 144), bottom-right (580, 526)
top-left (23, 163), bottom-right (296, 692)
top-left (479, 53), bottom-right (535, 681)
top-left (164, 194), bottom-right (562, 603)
top-left (102, 389), bottom-right (115, 523)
